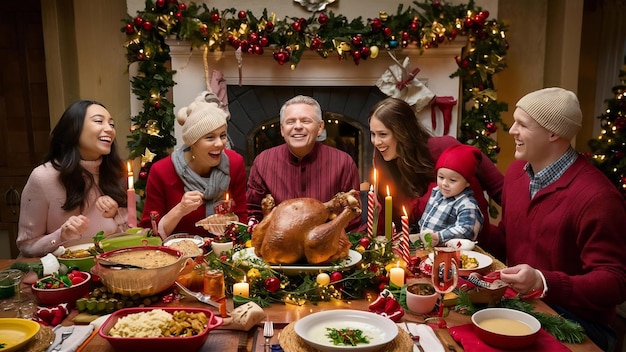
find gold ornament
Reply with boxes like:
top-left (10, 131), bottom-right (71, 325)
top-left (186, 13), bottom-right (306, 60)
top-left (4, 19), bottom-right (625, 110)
top-left (145, 120), bottom-right (163, 137)
top-left (379, 11), bottom-right (389, 22)
top-left (370, 46), bottom-right (379, 59)
top-left (141, 148), bottom-right (157, 166)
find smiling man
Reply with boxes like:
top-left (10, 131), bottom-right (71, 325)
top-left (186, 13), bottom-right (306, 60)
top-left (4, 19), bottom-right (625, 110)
top-left (247, 95), bottom-right (361, 230)
top-left (497, 87), bottom-right (626, 351)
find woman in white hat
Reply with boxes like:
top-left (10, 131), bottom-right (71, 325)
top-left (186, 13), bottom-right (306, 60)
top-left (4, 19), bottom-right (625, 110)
top-left (140, 93), bottom-right (247, 238)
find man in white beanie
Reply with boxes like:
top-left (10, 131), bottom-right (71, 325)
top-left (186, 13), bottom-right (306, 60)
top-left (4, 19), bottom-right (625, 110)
top-left (140, 93), bottom-right (248, 238)
top-left (496, 87), bottom-right (625, 351)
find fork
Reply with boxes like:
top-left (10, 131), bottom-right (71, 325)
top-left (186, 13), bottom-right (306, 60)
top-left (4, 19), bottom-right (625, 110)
top-left (52, 326), bottom-right (74, 351)
top-left (404, 322), bottom-right (425, 352)
top-left (174, 281), bottom-right (222, 309)
top-left (263, 321), bottom-right (274, 352)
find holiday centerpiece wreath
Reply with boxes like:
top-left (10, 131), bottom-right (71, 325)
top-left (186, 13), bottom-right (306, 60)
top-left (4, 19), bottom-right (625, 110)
top-left (121, 1), bottom-right (509, 213)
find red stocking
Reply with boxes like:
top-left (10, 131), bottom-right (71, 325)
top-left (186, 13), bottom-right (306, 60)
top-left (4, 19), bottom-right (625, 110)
top-left (431, 96), bottom-right (457, 135)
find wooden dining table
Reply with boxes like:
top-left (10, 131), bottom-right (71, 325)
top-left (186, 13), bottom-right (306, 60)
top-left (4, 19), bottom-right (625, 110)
top-left (0, 258), bottom-right (602, 352)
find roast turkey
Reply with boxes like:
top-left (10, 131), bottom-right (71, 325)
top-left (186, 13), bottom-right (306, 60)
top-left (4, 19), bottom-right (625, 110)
top-left (251, 190), bottom-right (362, 265)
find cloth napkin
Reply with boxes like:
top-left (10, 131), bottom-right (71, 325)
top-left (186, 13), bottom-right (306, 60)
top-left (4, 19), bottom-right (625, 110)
top-left (398, 323), bottom-right (445, 352)
top-left (448, 324), bottom-right (570, 352)
top-left (46, 325), bottom-right (94, 352)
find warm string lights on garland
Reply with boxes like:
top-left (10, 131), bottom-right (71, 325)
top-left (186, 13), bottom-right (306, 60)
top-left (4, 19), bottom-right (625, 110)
top-left (587, 61), bottom-right (626, 198)
top-left (121, 0), bottom-right (509, 206)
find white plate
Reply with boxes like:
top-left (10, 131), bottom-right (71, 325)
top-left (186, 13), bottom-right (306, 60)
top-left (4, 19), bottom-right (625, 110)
top-left (294, 310), bottom-right (398, 352)
top-left (427, 250), bottom-right (493, 276)
top-left (231, 248), bottom-right (362, 275)
top-left (163, 234), bottom-right (204, 247)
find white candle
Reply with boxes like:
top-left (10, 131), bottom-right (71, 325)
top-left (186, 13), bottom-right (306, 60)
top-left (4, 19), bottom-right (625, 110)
top-left (389, 265), bottom-right (404, 287)
top-left (127, 161), bottom-right (137, 228)
top-left (233, 282), bottom-right (249, 298)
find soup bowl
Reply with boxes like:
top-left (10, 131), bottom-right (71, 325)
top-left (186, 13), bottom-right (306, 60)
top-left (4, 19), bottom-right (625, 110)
top-left (31, 271), bottom-right (91, 308)
top-left (471, 308), bottom-right (541, 349)
top-left (92, 246), bottom-right (185, 297)
top-left (405, 283), bottom-right (439, 315)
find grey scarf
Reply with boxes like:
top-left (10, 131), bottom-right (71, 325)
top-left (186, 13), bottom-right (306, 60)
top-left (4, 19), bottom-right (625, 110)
top-left (172, 146), bottom-right (231, 217)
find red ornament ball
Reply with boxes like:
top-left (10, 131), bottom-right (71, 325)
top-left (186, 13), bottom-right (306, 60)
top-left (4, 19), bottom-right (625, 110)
top-left (265, 21), bottom-right (274, 32)
top-left (211, 12), bottom-right (220, 24)
top-left (330, 272), bottom-right (343, 282)
top-left (238, 10), bottom-right (247, 19)
top-left (264, 277), bottom-right (281, 292)
top-left (310, 37), bottom-right (323, 50)
top-left (156, 0), bottom-right (165, 7)
top-left (383, 27), bottom-right (392, 37)
top-left (124, 24), bottom-right (134, 34)
top-left (142, 21), bottom-right (153, 31)
top-left (318, 13), bottom-right (328, 25)
top-left (352, 34), bottom-right (363, 46)
top-left (358, 237), bottom-right (371, 249)
top-left (174, 12), bottom-right (182, 20)
top-left (371, 18), bottom-right (382, 32)
top-left (260, 36), bottom-right (269, 47)
top-left (178, 3), bottom-right (186, 11)
top-left (133, 17), bottom-right (143, 27)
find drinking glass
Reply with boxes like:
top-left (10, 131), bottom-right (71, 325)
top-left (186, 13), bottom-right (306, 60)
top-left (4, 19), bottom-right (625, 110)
top-left (431, 247), bottom-right (460, 326)
top-left (0, 269), bottom-right (23, 311)
top-left (202, 269), bottom-right (225, 300)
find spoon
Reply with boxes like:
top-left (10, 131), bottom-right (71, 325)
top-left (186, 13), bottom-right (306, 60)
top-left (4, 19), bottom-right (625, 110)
top-left (97, 259), bottom-right (144, 269)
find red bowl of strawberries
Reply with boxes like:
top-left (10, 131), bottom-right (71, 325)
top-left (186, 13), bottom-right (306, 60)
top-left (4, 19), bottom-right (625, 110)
top-left (31, 270), bottom-right (91, 308)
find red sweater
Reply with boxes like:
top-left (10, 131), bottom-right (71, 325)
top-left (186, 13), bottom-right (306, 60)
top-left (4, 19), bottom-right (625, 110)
top-left (500, 157), bottom-right (626, 324)
top-left (140, 149), bottom-right (247, 236)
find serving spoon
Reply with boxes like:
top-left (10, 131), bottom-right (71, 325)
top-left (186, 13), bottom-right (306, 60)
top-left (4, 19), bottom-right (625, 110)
top-left (97, 259), bottom-right (144, 269)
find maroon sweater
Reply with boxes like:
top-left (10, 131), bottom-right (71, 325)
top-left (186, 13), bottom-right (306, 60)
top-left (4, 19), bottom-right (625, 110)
top-left (500, 156), bottom-right (626, 324)
top-left (140, 149), bottom-right (248, 236)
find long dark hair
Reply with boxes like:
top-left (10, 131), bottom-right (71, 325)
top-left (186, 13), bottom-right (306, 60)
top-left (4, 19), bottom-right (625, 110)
top-left (44, 100), bottom-right (126, 211)
top-left (369, 97), bottom-right (435, 196)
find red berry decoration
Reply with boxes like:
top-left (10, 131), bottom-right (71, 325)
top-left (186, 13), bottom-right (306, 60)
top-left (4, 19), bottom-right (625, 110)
top-left (259, 36), bottom-right (269, 47)
top-left (248, 32), bottom-right (259, 44)
top-left (142, 21), bottom-right (153, 31)
top-left (330, 272), bottom-right (343, 282)
top-left (124, 24), bottom-right (134, 34)
top-left (310, 37), bottom-right (323, 50)
top-left (238, 10), bottom-right (247, 19)
top-left (136, 53), bottom-right (144, 60)
top-left (358, 237), bottom-right (371, 249)
top-left (352, 35), bottom-right (363, 46)
top-left (156, 0), bottom-right (165, 7)
top-left (139, 170), bottom-right (148, 180)
top-left (211, 12), bottom-right (220, 24)
top-left (154, 101), bottom-right (161, 109)
top-left (174, 12), bottom-right (182, 20)
top-left (292, 21), bottom-right (301, 32)
top-left (318, 13), bottom-right (328, 25)
top-left (265, 21), bottom-right (274, 32)
top-left (178, 3), bottom-right (186, 11)
top-left (383, 27), bottom-right (392, 37)
top-left (486, 122), bottom-right (497, 133)
top-left (264, 277), bottom-right (281, 292)
top-left (360, 46), bottom-right (370, 58)
top-left (133, 17), bottom-right (143, 27)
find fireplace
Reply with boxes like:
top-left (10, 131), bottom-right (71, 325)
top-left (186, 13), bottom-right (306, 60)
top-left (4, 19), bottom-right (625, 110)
top-left (135, 40), bottom-right (465, 180)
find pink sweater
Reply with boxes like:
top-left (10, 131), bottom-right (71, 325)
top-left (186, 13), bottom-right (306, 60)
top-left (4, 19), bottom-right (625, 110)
top-left (17, 160), bottom-right (128, 257)
top-left (501, 157), bottom-right (626, 324)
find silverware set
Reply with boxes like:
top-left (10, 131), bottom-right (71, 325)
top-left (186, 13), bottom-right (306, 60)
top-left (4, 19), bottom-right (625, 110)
top-left (51, 326), bottom-right (74, 351)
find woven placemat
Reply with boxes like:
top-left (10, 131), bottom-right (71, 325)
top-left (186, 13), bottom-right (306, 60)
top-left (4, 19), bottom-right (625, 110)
top-left (23, 324), bottom-right (55, 352)
top-left (278, 322), bottom-right (412, 352)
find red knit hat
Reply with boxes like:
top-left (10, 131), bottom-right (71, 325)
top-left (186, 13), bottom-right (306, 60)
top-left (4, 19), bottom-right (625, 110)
top-left (435, 145), bottom-right (482, 181)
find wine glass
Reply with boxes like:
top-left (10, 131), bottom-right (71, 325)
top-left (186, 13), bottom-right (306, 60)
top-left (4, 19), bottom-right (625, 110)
top-left (431, 247), bottom-right (460, 326)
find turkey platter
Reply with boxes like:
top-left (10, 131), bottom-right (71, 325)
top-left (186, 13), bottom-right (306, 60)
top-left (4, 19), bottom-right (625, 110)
top-left (251, 190), bottom-right (361, 265)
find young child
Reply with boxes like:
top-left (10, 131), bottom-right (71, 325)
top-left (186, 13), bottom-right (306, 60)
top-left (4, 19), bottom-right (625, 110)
top-left (418, 144), bottom-right (484, 246)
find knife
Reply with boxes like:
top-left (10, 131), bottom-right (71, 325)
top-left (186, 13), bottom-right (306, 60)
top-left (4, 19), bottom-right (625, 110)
top-left (434, 329), bottom-right (459, 352)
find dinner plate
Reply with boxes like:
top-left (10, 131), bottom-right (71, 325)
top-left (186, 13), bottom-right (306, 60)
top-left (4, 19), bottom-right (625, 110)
top-left (0, 318), bottom-right (41, 352)
top-left (427, 250), bottom-right (493, 276)
top-left (231, 248), bottom-right (362, 275)
top-left (294, 310), bottom-right (398, 352)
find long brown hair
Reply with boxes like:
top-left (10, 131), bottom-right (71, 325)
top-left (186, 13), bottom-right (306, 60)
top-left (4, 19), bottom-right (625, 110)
top-left (45, 100), bottom-right (126, 211)
top-left (369, 97), bottom-right (435, 196)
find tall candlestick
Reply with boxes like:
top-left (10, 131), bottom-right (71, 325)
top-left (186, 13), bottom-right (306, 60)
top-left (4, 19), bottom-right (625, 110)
top-left (389, 263), bottom-right (405, 287)
top-left (400, 206), bottom-right (410, 265)
top-left (366, 185), bottom-right (375, 238)
top-left (127, 161), bottom-right (137, 228)
top-left (385, 185), bottom-right (392, 240)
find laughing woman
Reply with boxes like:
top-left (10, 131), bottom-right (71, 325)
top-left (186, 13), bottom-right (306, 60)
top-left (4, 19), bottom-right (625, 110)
top-left (140, 92), bottom-right (247, 238)
top-left (17, 100), bottom-right (128, 257)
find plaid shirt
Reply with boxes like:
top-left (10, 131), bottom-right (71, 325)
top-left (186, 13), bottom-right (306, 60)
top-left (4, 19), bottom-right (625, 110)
top-left (525, 147), bottom-right (578, 199)
top-left (418, 187), bottom-right (484, 243)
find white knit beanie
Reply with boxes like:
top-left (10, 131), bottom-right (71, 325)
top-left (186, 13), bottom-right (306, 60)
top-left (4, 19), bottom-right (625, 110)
top-left (176, 95), bottom-right (228, 146)
top-left (515, 87), bottom-right (582, 141)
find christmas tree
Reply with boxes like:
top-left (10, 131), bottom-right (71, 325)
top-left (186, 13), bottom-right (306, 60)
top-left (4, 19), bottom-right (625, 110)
top-left (588, 61), bottom-right (626, 198)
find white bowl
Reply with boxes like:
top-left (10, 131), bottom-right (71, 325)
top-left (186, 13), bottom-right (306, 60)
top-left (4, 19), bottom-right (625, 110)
top-left (294, 310), bottom-right (398, 352)
top-left (405, 283), bottom-right (439, 314)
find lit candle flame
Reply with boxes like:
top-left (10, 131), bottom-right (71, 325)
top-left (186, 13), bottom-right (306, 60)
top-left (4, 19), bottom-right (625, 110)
top-left (403, 206), bottom-right (407, 217)
top-left (386, 185), bottom-right (390, 197)
top-left (225, 192), bottom-right (230, 201)
top-left (127, 161), bottom-right (134, 190)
